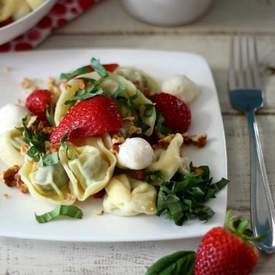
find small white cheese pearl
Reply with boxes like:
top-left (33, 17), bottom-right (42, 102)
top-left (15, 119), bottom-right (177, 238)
top-left (117, 137), bottom-right (154, 170)
top-left (161, 75), bottom-right (200, 104)
top-left (0, 104), bottom-right (27, 135)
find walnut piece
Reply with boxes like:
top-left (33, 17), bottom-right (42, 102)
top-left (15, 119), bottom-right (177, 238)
top-left (21, 78), bottom-right (37, 90)
top-left (182, 133), bottom-right (207, 148)
top-left (3, 165), bottom-right (28, 194)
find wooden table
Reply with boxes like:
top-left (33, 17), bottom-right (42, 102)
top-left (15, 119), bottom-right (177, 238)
top-left (2, 0), bottom-right (275, 274)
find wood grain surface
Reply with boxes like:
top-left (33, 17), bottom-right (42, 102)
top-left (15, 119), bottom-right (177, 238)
top-left (1, 0), bottom-right (275, 274)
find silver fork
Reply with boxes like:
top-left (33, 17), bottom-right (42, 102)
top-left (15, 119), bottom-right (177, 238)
top-left (228, 36), bottom-right (275, 253)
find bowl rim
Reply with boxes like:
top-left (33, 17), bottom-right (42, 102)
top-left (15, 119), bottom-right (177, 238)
top-left (0, 0), bottom-right (56, 31)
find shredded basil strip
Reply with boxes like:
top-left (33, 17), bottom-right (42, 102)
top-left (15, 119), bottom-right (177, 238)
top-left (156, 164), bottom-right (229, 226)
top-left (35, 205), bottom-right (83, 223)
top-left (90, 57), bottom-right (108, 78)
top-left (60, 65), bottom-right (92, 80)
top-left (146, 251), bottom-right (196, 275)
top-left (46, 105), bottom-right (55, 126)
top-left (40, 152), bottom-right (59, 167)
top-left (18, 116), bottom-right (48, 162)
top-left (155, 111), bottom-right (171, 135)
top-left (143, 103), bottom-right (154, 117)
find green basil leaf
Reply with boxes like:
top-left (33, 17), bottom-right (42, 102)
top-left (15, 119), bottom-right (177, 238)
top-left (90, 57), bottom-right (108, 78)
top-left (60, 65), bottom-right (92, 80)
top-left (35, 205), bottom-right (83, 223)
top-left (41, 152), bottom-right (59, 167)
top-left (146, 251), bottom-right (196, 275)
top-left (64, 87), bottom-right (104, 105)
top-left (155, 111), bottom-right (170, 135)
top-left (143, 104), bottom-right (154, 117)
top-left (46, 105), bottom-right (55, 126)
top-left (27, 146), bottom-right (42, 162)
top-left (156, 166), bottom-right (229, 226)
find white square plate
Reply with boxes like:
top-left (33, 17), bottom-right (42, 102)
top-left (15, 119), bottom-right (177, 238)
top-left (0, 49), bottom-right (227, 242)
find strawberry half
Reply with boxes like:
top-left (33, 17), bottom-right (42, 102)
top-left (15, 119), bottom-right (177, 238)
top-left (195, 212), bottom-right (259, 275)
top-left (50, 96), bottom-right (122, 144)
top-left (152, 92), bottom-right (191, 133)
top-left (25, 89), bottom-right (52, 121)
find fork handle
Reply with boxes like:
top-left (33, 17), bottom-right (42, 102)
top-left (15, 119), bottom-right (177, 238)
top-left (247, 111), bottom-right (275, 253)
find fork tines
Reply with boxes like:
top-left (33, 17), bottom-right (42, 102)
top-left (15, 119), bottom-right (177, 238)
top-left (228, 36), bottom-right (261, 90)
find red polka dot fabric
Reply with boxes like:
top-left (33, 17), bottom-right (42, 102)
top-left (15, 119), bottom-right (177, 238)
top-left (0, 0), bottom-right (99, 52)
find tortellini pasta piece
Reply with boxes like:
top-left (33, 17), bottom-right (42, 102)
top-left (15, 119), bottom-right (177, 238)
top-left (0, 0), bottom-right (44, 23)
top-left (103, 174), bottom-right (157, 216)
top-left (0, 1), bottom-right (17, 21)
top-left (12, 0), bottom-right (31, 20)
top-left (114, 66), bottom-right (160, 95)
top-left (25, 0), bottom-right (44, 10)
top-left (54, 72), bottom-right (100, 125)
top-left (147, 133), bottom-right (189, 181)
top-left (0, 129), bottom-right (25, 167)
top-left (19, 159), bottom-right (75, 205)
top-left (101, 74), bottom-right (156, 136)
top-left (59, 137), bottom-right (116, 201)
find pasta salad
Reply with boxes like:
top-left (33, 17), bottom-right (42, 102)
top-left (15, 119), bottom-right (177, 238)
top-left (0, 58), bottom-right (228, 225)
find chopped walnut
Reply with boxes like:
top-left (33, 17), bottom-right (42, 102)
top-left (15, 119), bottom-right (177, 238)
top-left (111, 134), bottom-right (125, 145)
top-left (3, 165), bottom-right (19, 187)
top-left (21, 78), bottom-right (37, 90)
top-left (48, 77), bottom-right (61, 103)
top-left (47, 143), bottom-right (60, 153)
top-left (183, 133), bottom-right (207, 148)
top-left (128, 125), bottom-right (142, 135)
top-left (2, 165), bottom-right (28, 194)
top-left (123, 116), bottom-right (136, 122)
top-left (37, 121), bottom-right (53, 135)
top-left (154, 134), bottom-right (176, 149)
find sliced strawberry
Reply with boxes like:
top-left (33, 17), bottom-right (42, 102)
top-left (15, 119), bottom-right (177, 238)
top-left (25, 89), bottom-right (51, 121)
top-left (152, 92), bottom-right (191, 133)
top-left (50, 96), bottom-right (122, 144)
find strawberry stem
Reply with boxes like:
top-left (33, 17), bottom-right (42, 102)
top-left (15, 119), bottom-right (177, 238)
top-left (225, 211), bottom-right (255, 242)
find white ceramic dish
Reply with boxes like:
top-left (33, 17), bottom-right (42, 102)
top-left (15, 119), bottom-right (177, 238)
top-left (0, 49), bottom-right (227, 242)
top-left (121, 0), bottom-right (213, 27)
top-left (0, 0), bottom-right (57, 45)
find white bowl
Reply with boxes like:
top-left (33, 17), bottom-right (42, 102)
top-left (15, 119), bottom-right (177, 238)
top-left (121, 0), bottom-right (214, 27)
top-left (0, 0), bottom-right (57, 45)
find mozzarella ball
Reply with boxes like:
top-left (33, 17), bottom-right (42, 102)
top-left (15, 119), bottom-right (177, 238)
top-left (0, 104), bottom-right (28, 135)
top-left (161, 75), bottom-right (200, 104)
top-left (117, 137), bottom-right (154, 170)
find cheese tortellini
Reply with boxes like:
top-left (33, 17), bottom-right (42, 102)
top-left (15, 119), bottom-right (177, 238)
top-left (54, 72), bottom-right (101, 125)
top-left (59, 137), bottom-right (116, 201)
top-left (103, 174), bottom-right (157, 216)
top-left (101, 74), bottom-right (156, 136)
top-left (19, 159), bottom-right (75, 205)
top-left (148, 133), bottom-right (189, 181)
top-left (0, 129), bottom-right (25, 167)
top-left (0, 0), bottom-right (44, 23)
top-left (114, 66), bottom-right (160, 95)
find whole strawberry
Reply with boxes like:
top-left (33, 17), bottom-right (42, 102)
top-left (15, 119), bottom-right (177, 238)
top-left (195, 212), bottom-right (259, 275)
top-left (152, 92), bottom-right (191, 133)
top-left (26, 89), bottom-right (52, 121)
top-left (50, 95), bottom-right (122, 144)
